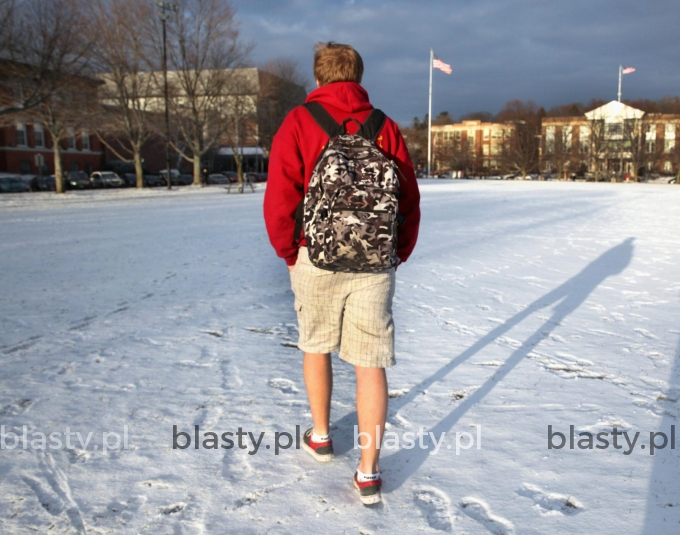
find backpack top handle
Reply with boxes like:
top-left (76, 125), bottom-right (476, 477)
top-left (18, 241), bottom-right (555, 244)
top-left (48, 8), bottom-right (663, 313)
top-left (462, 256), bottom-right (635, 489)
top-left (304, 102), bottom-right (386, 142)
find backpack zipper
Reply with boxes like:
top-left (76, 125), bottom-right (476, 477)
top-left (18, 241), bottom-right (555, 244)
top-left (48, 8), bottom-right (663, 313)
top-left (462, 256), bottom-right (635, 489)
top-left (390, 161), bottom-right (407, 181)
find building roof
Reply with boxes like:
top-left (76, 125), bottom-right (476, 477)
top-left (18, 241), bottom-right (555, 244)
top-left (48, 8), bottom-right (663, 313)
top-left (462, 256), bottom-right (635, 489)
top-left (584, 100), bottom-right (644, 121)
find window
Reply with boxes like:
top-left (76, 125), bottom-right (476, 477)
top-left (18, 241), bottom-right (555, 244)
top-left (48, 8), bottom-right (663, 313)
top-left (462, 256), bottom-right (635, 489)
top-left (66, 127), bottom-right (76, 150)
top-left (483, 145), bottom-right (489, 156)
top-left (646, 124), bottom-right (656, 140)
top-left (81, 130), bottom-right (90, 150)
top-left (491, 144), bottom-right (500, 155)
top-left (606, 122), bottom-right (622, 136)
top-left (664, 161), bottom-right (672, 172)
top-left (483, 129), bottom-right (489, 140)
top-left (492, 129), bottom-right (502, 139)
top-left (16, 123), bottom-right (27, 146)
top-left (20, 160), bottom-right (31, 174)
top-left (34, 122), bottom-right (44, 148)
top-left (665, 139), bottom-right (675, 153)
top-left (665, 124), bottom-right (676, 139)
top-left (455, 131), bottom-right (461, 140)
top-left (562, 125), bottom-right (572, 150)
top-left (646, 140), bottom-right (656, 153)
top-left (545, 125), bottom-right (555, 154)
top-left (70, 162), bottom-right (79, 172)
top-left (467, 130), bottom-right (475, 148)
top-left (579, 126), bottom-right (590, 149)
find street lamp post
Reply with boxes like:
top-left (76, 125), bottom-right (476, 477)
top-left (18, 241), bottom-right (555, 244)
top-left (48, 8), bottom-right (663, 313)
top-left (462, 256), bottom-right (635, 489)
top-left (157, 1), bottom-right (178, 190)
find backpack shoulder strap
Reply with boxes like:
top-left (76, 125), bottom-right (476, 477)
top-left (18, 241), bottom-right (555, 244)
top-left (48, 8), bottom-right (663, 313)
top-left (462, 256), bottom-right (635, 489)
top-left (359, 109), bottom-right (387, 142)
top-left (304, 103), bottom-right (387, 142)
top-left (303, 102), bottom-right (342, 138)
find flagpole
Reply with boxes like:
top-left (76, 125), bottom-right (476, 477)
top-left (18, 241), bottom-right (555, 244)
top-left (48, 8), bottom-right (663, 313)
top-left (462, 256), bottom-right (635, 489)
top-left (617, 65), bottom-right (622, 102)
top-left (427, 48), bottom-right (433, 177)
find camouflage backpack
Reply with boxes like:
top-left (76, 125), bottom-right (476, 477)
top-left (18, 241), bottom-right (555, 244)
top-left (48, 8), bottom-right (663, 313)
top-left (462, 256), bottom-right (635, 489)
top-left (294, 102), bottom-right (403, 273)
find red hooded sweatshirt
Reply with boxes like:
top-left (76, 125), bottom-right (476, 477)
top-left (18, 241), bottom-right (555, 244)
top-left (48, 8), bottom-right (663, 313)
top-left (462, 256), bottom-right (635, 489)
top-left (263, 81), bottom-right (420, 266)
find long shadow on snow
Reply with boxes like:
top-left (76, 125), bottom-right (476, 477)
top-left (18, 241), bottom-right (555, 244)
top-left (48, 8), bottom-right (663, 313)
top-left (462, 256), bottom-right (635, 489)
top-left (331, 238), bottom-right (634, 491)
top-left (641, 336), bottom-right (680, 534)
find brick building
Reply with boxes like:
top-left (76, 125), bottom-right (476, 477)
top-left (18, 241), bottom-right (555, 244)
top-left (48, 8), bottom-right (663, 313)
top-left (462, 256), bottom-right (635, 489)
top-left (0, 122), bottom-right (103, 176)
top-left (431, 120), bottom-right (514, 174)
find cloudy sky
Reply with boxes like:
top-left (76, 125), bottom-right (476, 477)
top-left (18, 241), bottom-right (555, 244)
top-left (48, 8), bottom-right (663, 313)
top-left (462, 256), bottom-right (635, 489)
top-left (231, 0), bottom-right (679, 125)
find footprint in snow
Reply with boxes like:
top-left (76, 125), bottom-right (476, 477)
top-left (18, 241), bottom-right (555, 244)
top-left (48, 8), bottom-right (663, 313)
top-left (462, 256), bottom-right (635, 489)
top-left (0, 398), bottom-right (34, 416)
top-left (268, 378), bottom-right (298, 394)
top-left (160, 502), bottom-right (185, 515)
top-left (388, 388), bottom-right (410, 398)
top-left (516, 483), bottom-right (584, 515)
top-left (634, 328), bottom-right (656, 339)
top-left (22, 453), bottom-right (87, 533)
top-left (414, 488), bottom-right (453, 531)
top-left (460, 497), bottom-right (514, 535)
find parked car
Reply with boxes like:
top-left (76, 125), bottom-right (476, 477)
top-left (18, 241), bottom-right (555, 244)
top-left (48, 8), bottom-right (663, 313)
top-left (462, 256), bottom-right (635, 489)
top-left (208, 173), bottom-right (230, 185)
top-left (103, 160), bottom-right (151, 177)
top-left (30, 175), bottom-right (56, 191)
top-left (158, 169), bottom-right (183, 186)
top-left (144, 174), bottom-right (164, 187)
top-left (669, 176), bottom-right (677, 184)
top-left (66, 171), bottom-right (91, 189)
top-left (254, 172), bottom-right (268, 182)
top-left (0, 174), bottom-right (30, 193)
top-left (90, 171), bottom-right (124, 188)
top-left (224, 171), bottom-right (238, 183)
top-left (122, 173), bottom-right (138, 187)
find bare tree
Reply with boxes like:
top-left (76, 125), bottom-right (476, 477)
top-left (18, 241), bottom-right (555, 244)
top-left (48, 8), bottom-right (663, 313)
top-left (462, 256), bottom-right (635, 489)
top-left (17, 76), bottom-right (98, 193)
top-left (257, 59), bottom-right (308, 157)
top-left (620, 117), bottom-right (661, 181)
top-left (543, 124), bottom-right (575, 179)
top-left (87, 0), bottom-right (159, 188)
top-left (0, 0), bottom-right (90, 117)
top-left (437, 135), bottom-right (473, 175)
top-left (0, 0), bottom-right (95, 193)
top-left (160, 0), bottom-right (251, 186)
top-left (460, 110), bottom-right (493, 122)
top-left (584, 119), bottom-right (608, 182)
top-left (497, 100), bottom-right (541, 179)
top-left (402, 115), bottom-right (428, 171)
top-left (0, 0), bottom-right (14, 49)
top-left (500, 123), bottom-right (540, 178)
top-left (221, 69), bottom-right (258, 190)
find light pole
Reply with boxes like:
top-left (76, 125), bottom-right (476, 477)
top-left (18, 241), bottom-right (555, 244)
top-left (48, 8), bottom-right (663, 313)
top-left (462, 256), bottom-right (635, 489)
top-left (157, 1), bottom-right (178, 190)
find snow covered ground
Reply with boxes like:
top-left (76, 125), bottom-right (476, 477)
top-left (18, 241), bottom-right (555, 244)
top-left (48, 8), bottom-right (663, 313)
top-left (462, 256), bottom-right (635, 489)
top-left (0, 181), bottom-right (678, 534)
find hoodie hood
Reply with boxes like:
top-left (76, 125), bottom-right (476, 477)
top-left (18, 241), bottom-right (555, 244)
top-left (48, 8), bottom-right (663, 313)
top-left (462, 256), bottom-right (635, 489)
top-left (306, 81), bottom-right (373, 114)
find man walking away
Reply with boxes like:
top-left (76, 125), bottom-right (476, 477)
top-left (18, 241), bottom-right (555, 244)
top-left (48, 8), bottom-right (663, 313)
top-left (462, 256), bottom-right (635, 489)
top-left (264, 42), bottom-right (420, 505)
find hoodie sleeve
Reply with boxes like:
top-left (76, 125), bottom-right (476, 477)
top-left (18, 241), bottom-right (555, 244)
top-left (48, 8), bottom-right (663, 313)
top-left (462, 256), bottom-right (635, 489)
top-left (386, 121), bottom-right (420, 263)
top-left (263, 111), bottom-right (305, 266)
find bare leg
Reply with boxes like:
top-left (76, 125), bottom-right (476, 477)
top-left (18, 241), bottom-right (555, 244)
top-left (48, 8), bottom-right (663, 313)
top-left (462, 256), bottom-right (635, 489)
top-left (303, 352), bottom-right (332, 436)
top-left (355, 366), bottom-right (388, 474)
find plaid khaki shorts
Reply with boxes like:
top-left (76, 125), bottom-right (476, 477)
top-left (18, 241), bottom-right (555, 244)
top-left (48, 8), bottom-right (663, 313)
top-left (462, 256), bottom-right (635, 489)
top-left (290, 247), bottom-right (396, 368)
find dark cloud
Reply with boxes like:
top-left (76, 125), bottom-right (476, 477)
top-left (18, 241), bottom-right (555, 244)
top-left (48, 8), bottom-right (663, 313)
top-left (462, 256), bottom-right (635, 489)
top-left (232, 0), bottom-right (680, 123)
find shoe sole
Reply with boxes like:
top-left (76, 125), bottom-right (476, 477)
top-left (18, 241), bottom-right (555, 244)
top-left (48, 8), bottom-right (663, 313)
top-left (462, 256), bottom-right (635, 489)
top-left (301, 440), bottom-right (334, 462)
top-left (353, 477), bottom-right (382, 505)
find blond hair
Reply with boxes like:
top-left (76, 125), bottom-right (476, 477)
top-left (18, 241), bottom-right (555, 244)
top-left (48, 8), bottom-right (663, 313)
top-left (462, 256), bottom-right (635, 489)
top-left (313, 42), bottom-right (364, 86)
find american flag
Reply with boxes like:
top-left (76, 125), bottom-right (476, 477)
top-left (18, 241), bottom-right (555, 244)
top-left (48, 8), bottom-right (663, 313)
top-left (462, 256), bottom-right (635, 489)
top-left (622, 67), bottom-right (636, 74)
top-left (433, 56), bottom-right (452, 75)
